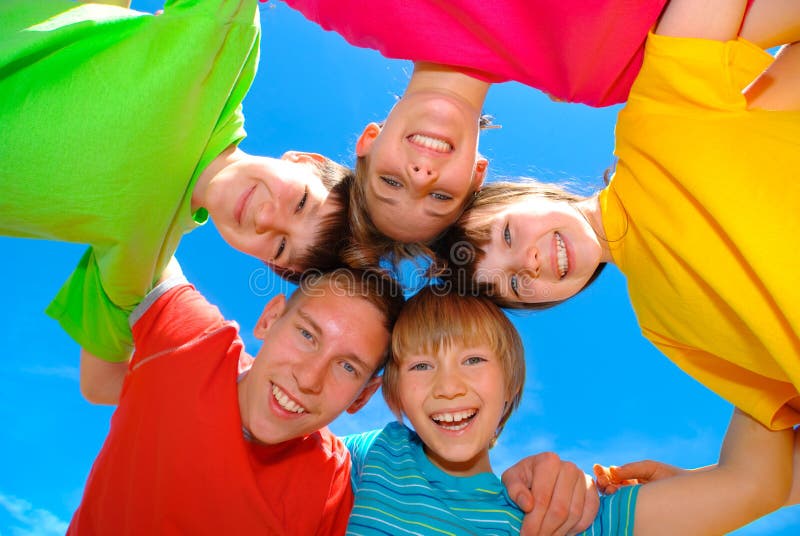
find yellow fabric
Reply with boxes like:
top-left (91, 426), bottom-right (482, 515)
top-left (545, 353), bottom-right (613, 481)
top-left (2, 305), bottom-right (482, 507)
top-left (600, 33), bottom-right (800, 430)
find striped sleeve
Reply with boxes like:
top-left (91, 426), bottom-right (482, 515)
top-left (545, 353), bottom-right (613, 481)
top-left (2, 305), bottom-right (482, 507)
top-left (341, 428), bottom-right (382, 490)
top-left (580, 485), bottom-right (641, 536)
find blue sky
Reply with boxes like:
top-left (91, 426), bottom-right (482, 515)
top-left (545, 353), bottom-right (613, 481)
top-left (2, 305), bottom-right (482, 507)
top-left (1, 1), bottom-right (797, 534)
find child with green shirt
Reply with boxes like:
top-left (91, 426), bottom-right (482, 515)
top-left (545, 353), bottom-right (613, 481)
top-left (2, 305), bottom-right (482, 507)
top-left (0, 0), bottom-right (351, 396)
top-left (343, 287), bottom-right (793, 535)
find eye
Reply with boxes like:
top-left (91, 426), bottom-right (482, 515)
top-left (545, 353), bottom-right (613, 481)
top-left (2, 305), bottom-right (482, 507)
top-left (409, 362), bottom-right (431, 372)
top-left (380, 176), bottom-right (402, 188)
top-left (274, 237), bottom-right (286, 261)
top-left (510, 274), bottom-right (520, 297)
top-left (295, 187), bottom-right (308, 213)
top-left (464, 356), bottom-right (487, 366)
top-left (430, 192), bottom-right (452, 201)
top-left (340, 361), bottom-right (359, 376)
top-left (298, 327), bottom-right (314, 342)
top-left (503, 223), bottom-right (512, 246)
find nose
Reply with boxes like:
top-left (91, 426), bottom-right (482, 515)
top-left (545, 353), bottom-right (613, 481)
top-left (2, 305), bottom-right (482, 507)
top-left (521, 246), bottom-right (541, 279)
top-left (292, 358), bottom-right (326, 395)
top-left (254, 201), bottom-right (290, 234)
top-left (432, 366), bottom-right (467, 400)
top-left (406, 161), bottom-right (439, 191)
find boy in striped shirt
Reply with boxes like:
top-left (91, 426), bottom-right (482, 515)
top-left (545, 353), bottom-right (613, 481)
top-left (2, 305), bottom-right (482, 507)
top-left (343, 287), bottom-right (792, 535)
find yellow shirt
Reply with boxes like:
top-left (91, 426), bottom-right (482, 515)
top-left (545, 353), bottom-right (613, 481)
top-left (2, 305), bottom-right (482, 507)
top-left (601, 33), bottom-right (800, 429)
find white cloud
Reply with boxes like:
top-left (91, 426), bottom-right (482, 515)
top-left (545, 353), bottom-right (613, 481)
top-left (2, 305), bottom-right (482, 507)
top-left (0, 492), bottom-right (69, 536)
top-left (20, 366), bottom-right (79, 382)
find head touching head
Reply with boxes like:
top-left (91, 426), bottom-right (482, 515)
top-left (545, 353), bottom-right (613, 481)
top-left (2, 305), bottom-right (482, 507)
top-left (352, 106), bottom-right (490, 244)
top-left (200, 149), bottom-right (354, 277)
top-left (383, 285), bottom-right (525, 443)
top-left (238, 267), bottom-right (405, 445)
top-left (435, 181), bottom-right (607, 309)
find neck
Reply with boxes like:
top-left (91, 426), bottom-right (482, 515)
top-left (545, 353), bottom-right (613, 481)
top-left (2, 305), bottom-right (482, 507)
top-left (406, 62), bottom-right (490, 112)
top-left (191, 144), bottom-right (243, 212)
top-left (423, 444), bottom-right (493, 477)
top-left (576, 195), bottom-right (615, 264)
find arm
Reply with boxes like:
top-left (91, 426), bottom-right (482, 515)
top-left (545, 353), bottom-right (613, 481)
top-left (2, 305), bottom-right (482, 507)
top-left (79, 257), bottom-right (185, 405)
top-left (501, 452), bottom-right (600, 536)
top-left (633, 409), bottom-right (792, 535)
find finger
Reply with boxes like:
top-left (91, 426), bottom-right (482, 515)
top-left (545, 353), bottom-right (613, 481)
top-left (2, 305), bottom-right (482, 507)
top-left (612, 461), bottom-right (656, 483)
top-left (539, 463), bottom-right (581, 536)
top-left (503, 466), bottom-right (536, 513)
top-left (552, 471), bottom-right (586, 536)
top-left (523, 453), bottom-right (562, 534)
top-left (571, 473), bottom-right (600, 535)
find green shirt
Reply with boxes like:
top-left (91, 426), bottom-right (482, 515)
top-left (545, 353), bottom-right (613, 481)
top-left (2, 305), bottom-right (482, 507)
top-left (0, 0), bottom-right (260, 361)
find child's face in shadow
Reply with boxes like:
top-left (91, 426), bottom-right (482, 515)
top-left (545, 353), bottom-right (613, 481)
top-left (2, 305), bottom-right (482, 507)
top-left (203, 153), bottom-right (338, 272)
top-left (356, 91), bottom-right (487, 243)
top-left (396, 344), bottom-right (507, 477)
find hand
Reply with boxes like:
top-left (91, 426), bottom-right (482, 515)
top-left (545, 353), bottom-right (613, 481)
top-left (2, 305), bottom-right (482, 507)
top-left (593, 460), bottom-right (684, 495)
top-left (502, 452), bottom-right (599, 536)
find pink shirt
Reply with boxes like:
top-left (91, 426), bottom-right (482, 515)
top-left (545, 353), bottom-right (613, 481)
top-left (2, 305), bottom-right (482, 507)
top-left (285, 0), bottom-right (667, 106)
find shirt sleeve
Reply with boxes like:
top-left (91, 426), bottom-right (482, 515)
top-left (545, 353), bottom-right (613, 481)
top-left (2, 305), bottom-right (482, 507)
top-left (626, 32), bottom-right (773, 114)
top-left (340, 428), bottom-right (382, 491)
top-left (129, 275), bottom-right (228, 369)
top-left (581, 485), bottom-right (641, 536)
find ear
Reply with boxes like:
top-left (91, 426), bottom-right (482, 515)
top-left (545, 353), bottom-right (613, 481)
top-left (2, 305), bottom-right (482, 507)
top-left (473, 158), bottom-right (488, 190)
top-left (253, 294), bottom-right (287, 340)
top-left (346, 375), bottom-right (382, 414)
top-left (281, 151), bottom-right (326, 166)
top-left (355, 123), bottom-right (382, 157)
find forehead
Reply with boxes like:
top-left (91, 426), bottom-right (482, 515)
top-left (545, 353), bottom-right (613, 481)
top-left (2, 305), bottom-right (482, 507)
top-left (291, 285), bottom-right (389, 363)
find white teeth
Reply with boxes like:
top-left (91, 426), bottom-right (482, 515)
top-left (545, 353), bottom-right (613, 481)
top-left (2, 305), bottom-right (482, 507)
top-left (555, 232), bottom-right (568, 278)
top-left (408, 134), bottom-right (453, 153)
top-left (431, 409), bottom-right (477, 430)
top-left (272, 385), bottom-right (306, 414)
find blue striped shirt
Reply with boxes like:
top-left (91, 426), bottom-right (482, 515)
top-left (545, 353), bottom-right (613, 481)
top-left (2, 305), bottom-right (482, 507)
top-left (342, 422), bottom-right (640, 536)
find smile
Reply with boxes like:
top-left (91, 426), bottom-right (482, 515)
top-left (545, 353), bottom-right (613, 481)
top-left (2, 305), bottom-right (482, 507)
top-left (430, 409), bottom-right (477, 431)
top-left (272, 384), bottom-right (306, 414)
top-left (235, 185), bottom-right (256, 225)
top-left (555, 232), bottom-right (568, 278)
top-left (408, 133), bottom-right (453, 153)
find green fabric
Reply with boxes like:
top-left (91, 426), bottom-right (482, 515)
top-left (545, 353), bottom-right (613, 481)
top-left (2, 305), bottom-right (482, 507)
top-left (0, 0), bottom-right (260, 361)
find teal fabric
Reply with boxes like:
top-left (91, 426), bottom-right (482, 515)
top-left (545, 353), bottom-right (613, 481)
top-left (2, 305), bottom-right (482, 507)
top-left (342, 422), bottom-right (640, 535)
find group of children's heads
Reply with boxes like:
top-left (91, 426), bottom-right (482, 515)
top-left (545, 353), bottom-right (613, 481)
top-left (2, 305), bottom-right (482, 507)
top-left (244, 264), bottom-right (526, 477)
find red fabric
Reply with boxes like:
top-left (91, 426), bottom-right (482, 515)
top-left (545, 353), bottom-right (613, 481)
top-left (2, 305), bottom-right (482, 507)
top-left (285, 0), bottom-right (668, 107)
top-left (69, 283), bottom-right (353, 535)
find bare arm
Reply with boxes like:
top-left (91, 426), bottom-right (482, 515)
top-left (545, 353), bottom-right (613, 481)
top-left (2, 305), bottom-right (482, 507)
top-left (633, 410), bottom-right (793, 535)
top-left (79, 257), bottom-right (184, 404)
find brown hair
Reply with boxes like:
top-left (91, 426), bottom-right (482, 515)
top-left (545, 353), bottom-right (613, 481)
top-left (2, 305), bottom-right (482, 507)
top-left (433, 180), bottom-right (607, 310)
top-left (269, 157), bottom-right (354, 283)
top-left (383, 286), bottom-right (525, 442)
top-left (291, 267), bottom-right (406, 370)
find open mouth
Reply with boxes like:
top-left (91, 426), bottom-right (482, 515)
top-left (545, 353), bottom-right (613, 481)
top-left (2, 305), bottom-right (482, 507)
top-left (272, 384), bottom-right (306, 414)
top-left (407, 133), bottom-right (454, 153)
top-left (430, 409), bottom-right (477, 431)
top-left (555, 232), bottom-right (568, 279)
top-left (235, 185), bottom-right (256, 225)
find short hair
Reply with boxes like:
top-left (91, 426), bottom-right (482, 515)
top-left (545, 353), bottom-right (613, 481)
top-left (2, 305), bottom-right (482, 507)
top-left (269, 157), bottom-right (354, 283)
top-left (383, 285), bottom-right (525, 442)
top-left (433, 180), bottom-right (607, 310)
top-left (290, 267), bottom-right (406, 371)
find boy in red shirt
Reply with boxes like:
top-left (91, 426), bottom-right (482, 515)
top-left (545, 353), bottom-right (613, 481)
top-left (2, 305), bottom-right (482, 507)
top-left (68, 264), bottom-right (404, 535)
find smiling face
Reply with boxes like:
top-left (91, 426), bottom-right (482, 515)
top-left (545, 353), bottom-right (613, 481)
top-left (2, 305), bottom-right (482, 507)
top-left (201, 152), bottom-right (340, 272)
top-left (396, 344), bottom-right (507, 477)
top-left (237, 283), bottom-right (390, 445)
top-left (356, 90), bottom-right (488, 243)
top-left (470, 195), bottom-right (604, 304)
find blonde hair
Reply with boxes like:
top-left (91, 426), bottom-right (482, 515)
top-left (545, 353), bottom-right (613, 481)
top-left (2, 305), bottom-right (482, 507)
top-left (433, 180), bottom-right (606, 309)
top-left (383, 286), bottom-right (525, 442)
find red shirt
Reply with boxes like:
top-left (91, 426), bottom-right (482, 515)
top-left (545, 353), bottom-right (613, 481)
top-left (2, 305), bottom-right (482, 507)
top-left (69, 281), bottom-right (353, 535)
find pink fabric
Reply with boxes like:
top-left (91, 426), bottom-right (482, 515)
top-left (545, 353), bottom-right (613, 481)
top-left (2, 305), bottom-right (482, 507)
top-left (285, 0), bottom-right (667, 107)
